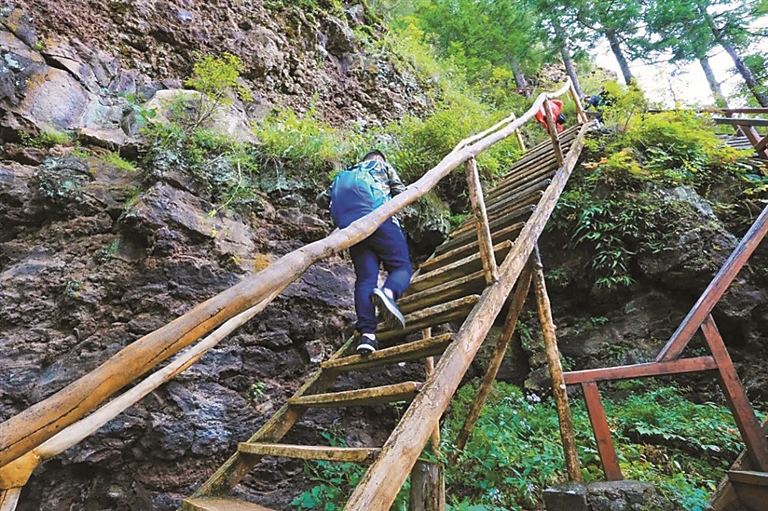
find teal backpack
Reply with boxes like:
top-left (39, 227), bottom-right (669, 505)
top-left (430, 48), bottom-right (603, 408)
top-left (329, 160), bottom-right (388, 228)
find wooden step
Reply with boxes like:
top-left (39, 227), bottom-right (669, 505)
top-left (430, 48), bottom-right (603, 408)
top-left (376, 294), bottom-right (480, 342)
top-left (288, 381), bottom-right (423, 408)
top-left (430, 221), bottom-right (524, 260)
top-left (399, 270), bottom-right (485, 314)
top-left (451, 191), bottom-right (542, 237)
top-left (488, 162), bottom-right (558, 202)
top-left (495, 126), bottom-right (580, 182)
top-left (409, 241), bottom-right (513, 293)
top-left (728, 470), bottom-right (768, 511)
top-left (486, 179), bottom-right (550, 215)
top-left (182, 497), bottom-right (275, 511)
top-left (437, 205), bottom-right (532, 256)
top-left (321, 333), bottom-right (453, 372)
top-left (238, 443), bottom-right (380, 462)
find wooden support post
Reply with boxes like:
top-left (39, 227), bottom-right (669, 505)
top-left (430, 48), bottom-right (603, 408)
top-left (532, 246), bottom-right (581, 482)
top-left (515, 128), bottom-right (526, 152)
top-left (569, 83), bottom-right (589, 124)
top-left (451, 257), bottom-right (535, 460)
top-left (582, 382), bottom-right (623, 481)
top-left (465, 157), bottom-right (499, 284)
top-left (509, 113), bottom-right (526, 151)
top-left (409, 329), bottom-right (446, 511)
top-left (543, 100), bottom-right (565, 166)
top-left (410, 461), bottom-right (445, 511)
top-left (701, 316), bottom-right (768, 471)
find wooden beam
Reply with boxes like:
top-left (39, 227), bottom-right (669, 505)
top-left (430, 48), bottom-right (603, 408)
top-left (287, 382), bottom-right (423, 408)
top-left (719, 108), bottom-right (768, 115)
top-left (375, 296), bottom-right (480, 342)
top-left (343, 120), bottom-right (591, 511)
top-left (656, 203), bottom-right (768, 362)
top-left (582, 382), bottom-right (622, 481)
top-left (0, 82), bottom-right (575, 469)
top-left (451, 257), bottom-right (534, 460)
top-left (409, 242), bottom-right (513, 293)
top-left (321, 334), bottom-right (453, 372)
top-left (543, 99), bottom-right (564, 166)
top-left (399, 271), bottom-right (485, 315)
top-left (409, 461), bottom-right (445, 511)
top-left (465, 157), bottom-right (499, 284)
top-left (701, 316), bottom-right (768, 471)
top-left (532, 246), bottom-right (581, 482)
top-left (563, 357), bottom-right (718, 384)
top-left (570, 82), bottom-right (589, 124)
top-left (713, 117), bottom-right (768, 127)
top-left (237, 443), bottom-right (380, 463)
top-left (182, 497), bottom-right (276, 511)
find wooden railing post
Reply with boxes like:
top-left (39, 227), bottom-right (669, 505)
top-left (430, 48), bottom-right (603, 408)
top-left (701, 316), bottom-right (768, 471)
top-left (581, 382), bottom-right (623, 481)
top-left (465, 157), bottom-right (499, 284)
top-left (532, 246), bottom-right (581, 482)
top-left (569, 82), bottom-right (589, 124)
top-left (450, 258), bottom-right (534, 460)
top-left (543, 100), bottom-right (565, 166)
top-left (411, 327), bottom-right (446, 511)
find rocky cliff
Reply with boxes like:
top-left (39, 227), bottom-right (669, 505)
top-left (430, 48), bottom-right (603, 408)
top-left (0, 2), bottom-right (433, 509)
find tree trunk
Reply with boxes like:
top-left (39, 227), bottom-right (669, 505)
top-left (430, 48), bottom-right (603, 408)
top-left (510, 59), bottom-right (531, 98)
top-left (719, 38), bottom-right (768, 107)
top-left (605, 28), bottom-right (634, 85)
top-left (696, 1), bottom-right (768, 107)
top-left (561, 47), bottom-right (583, 99)
top-left (699, 55), bottom-right (729, 108)
top-left (551, 16), bottom-right (583, 98)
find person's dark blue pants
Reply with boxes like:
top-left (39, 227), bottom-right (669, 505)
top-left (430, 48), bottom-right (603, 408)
top-left (349, 218), bottom-right (412, 335)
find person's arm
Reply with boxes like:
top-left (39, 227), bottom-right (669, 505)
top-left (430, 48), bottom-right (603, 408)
top-left (384, 162), bottom-right (406, 196)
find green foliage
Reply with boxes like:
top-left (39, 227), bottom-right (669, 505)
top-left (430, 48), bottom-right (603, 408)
top-left (551, 109), bottom-right (753, 288)
top-left (254, 107), bottom-right (363, 177)
top-left (22, 128), bottom-right (73, 148)
top-left (292, 430), bottom-right (409, 510)
top-left (101, 151), bottom-right (137, 172)
top-left (444, 381), bottom-right (753, 511)
top-left (178, 53), bottom-right (252, 132)
top-left (141, 122), bottom-right (261, 213)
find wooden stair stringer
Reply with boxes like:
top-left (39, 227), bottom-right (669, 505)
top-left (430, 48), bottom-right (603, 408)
top-left (180, 121), bottom-right (594, 510)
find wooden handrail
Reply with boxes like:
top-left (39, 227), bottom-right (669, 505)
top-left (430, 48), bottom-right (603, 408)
top-left (0, 80), bottom-right (578, 476)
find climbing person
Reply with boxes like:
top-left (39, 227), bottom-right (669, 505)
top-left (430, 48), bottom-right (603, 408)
top-left (584, 89), bottom-right (614, 122)
top-left (319, 150), bottom-right (413, 355)
top-left (534, 99), bottom-right (566, 133)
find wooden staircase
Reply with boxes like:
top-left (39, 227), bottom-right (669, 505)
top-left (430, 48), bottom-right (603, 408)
top-left (179, 124), bottom-right (591, 511)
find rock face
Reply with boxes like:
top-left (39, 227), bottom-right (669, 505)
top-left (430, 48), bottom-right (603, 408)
top-left (0, 152), bottom-right (399, 510)
top-left (1, 1), bottom-right (431, 131)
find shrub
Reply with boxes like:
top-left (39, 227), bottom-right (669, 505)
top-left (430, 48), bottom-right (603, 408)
top-left (101, 151), bottom-right (137, 172)
top-left (551, 110), bottom-right (753, 288)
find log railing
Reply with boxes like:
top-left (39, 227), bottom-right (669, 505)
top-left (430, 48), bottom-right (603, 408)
top-left (0, 78), bottom-right (588, 507)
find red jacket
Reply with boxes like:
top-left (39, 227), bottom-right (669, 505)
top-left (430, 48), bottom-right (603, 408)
top-left (535, 99), bottom-right (564, 132)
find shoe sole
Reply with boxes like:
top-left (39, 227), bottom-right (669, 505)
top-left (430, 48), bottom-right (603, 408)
top-left (356, 342), bottom-right (376, 354)
top-left (372, 289), bottom-right (406, 329)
